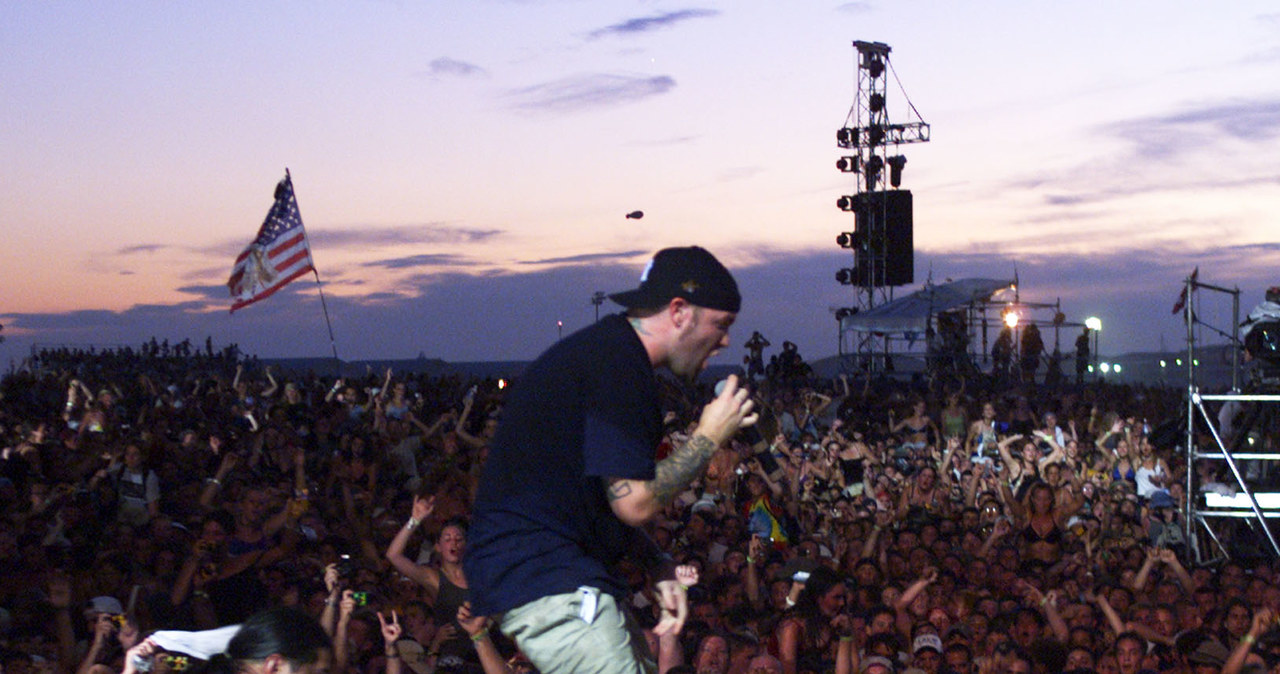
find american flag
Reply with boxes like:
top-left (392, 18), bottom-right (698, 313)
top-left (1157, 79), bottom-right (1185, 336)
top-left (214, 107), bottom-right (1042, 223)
top-left (227, 173), bottom-right (316, 312)
top-left (1171, 266), bottom-right (1199, 315)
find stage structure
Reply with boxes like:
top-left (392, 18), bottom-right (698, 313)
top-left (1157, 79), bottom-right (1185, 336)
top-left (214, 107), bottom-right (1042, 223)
top-left (834, 41), bottom-right (929, 370)
top-left (1177, 274), bottom-right (1280, 562)
top-left (838, 277), bottom-right (1077, 379)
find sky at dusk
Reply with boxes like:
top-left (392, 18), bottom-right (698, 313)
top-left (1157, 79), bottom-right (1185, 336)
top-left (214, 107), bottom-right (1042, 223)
top-left (3, 2), bottom-right (1279, 369)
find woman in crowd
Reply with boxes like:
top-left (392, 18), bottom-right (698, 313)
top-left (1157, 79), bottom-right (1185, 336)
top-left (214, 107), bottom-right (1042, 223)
top-left (890, 399), bottom-right (938, 453)
top-left (774, 566), bottom-right (854, 674)
top-left (384, 495), bottom-right (473, 669)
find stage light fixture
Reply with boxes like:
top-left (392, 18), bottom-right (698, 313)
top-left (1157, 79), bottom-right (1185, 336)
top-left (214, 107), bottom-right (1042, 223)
top-left (1114, 364), bottom-right (1123, 373)
top-left (837, 128), bottom-right (853, 144)
top-left (887, 155), bottom-right (907, 187)
top-left (1004, 312), bottom-right (1019, 329)
top-left (835, 307), bottom-right (859, 320)
top-left (868, 125), bottom-right (885, 147)
top-left (869, 93), bottom-right (885, 113)
top-left (1100, 362), bottom-right (1111, 373)
top-left (867, 55), bottom-right (884, 78)
top-left (864, 155), bottom-right (883, 190)
top-left (837, 195), bottom-right (855, 211)
top-left (836, 156), bottom-right (859, 172)
top-left (836, 268), bottom-right (856, 285)
top-left (1085, 316), bottom-right (1102, 331)
top-left (837, 232), bottom-right (854, 248)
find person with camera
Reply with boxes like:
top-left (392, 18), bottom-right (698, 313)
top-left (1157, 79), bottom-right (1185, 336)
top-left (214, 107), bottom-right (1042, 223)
top-left (76, 609), bottom-right (141, 674)
top-left (774, 566), bottom-right (856, 674)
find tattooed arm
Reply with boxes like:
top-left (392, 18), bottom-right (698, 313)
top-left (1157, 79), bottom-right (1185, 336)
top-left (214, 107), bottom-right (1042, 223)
top-left (607, 375), bottom-right (758, 527)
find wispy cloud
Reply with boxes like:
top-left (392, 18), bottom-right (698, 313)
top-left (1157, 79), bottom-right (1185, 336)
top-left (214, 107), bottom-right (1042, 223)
top-left (1031, 174), bottom-right (1280, 209)
top-left (587, 9), bottom-right (719, 39)
top-left (836, 2), bottom-right (873, 13)
top-left (718, 167), bottom-right (763, 182)
top-left (995, 96), bottom-right (1280, 211)
top-left (519, 250), bottom-right (647, 265)
top-left (421, 57), bottom-right (488, 79)
top-left (118, 244), bottom-right (166, 255)
top-left (508, 74), bottom-right (675, 113)
top-left (627, 135), bottom-right (700, 147)
top-left (362, 253), bottom-right (477, 269)
top-left (310, 225), bottom-right (503, 249)
top-left (199, 225), bottom-right (500, 259)
top-left (1104, 97), bottom-right (1280, 160)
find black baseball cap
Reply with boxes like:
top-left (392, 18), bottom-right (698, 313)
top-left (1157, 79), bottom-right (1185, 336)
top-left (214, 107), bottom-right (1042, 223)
top-left (609, 246), bottom-right (741, 313)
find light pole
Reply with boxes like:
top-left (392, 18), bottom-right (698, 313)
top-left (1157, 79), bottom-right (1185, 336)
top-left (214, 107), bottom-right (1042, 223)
top-left (1085, 316), bottom-right (1102, 379)
top-left (591, 291), bottom-right (607, 322)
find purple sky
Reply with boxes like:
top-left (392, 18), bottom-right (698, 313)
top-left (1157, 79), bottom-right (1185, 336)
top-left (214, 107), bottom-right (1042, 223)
top-left (2, 2), bottom-right (1278, 368)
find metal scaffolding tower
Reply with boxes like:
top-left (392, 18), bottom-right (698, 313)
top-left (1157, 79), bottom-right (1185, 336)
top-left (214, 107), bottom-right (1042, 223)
top-left (834, 41), bottom-right (930, 371)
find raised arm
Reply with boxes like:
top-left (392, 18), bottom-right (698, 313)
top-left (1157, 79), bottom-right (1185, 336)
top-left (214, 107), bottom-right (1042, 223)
top-left (457, 603), bottom-right (512, 674)
top-left (1224, 608), bottom-right (1274, 674)
top-left (261, 366), bottom-right (279, 398)
top-left (455, 397), bottom-right (487, 450)
top-left (384, 496), bottom-right (440, 594)
top-left (607, 376), bottom-right (757, 527)
top-left (379, 610), bottom-right (405, 674)
top-left (997, 434), bottom-right (1024, 470)
top-left (325, 378), bottom-right (345, 403)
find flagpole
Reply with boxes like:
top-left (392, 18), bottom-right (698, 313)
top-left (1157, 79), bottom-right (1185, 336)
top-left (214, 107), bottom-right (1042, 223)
top-left (311, 268), bottom-right (341, 378)
top-left (286, 168), bottom-right (342, 378)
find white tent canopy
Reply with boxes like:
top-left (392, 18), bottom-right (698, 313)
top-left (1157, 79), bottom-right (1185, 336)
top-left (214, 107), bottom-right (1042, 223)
top-left (839, 278), bottom-right (1015, 335)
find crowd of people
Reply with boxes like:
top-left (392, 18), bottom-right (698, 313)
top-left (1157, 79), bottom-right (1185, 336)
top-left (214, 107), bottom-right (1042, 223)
top-left (0, 335), bottom-right (1276, 674)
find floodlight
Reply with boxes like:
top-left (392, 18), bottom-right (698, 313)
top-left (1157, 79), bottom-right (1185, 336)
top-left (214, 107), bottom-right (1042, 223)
top-left (887, 155), bottom-right (907, 187)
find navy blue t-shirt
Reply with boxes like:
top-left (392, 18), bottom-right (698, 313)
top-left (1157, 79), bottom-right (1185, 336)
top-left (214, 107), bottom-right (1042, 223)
top-left (465, 314), bottom-right (663, 616)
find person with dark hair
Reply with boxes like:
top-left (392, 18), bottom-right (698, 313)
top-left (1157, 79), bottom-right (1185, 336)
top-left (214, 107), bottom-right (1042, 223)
top-left (121, 607), bottom-right (331, 674)
top-left (465, 247), bottom-right (756, 674)
top-left (775, 566), bottom-right (853, 674)
top-left (218, 607), bottom-right (331, 673)
top-left (385, 496), bottom-right (473, 668)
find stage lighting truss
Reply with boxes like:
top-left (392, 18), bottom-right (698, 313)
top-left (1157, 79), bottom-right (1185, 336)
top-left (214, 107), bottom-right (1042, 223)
top-left (835, 123), bottom-right (930, 149)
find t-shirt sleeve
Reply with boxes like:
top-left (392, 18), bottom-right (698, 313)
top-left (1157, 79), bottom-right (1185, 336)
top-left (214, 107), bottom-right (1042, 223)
top-left (581, 337), bottom-right (658, 480)
top-left (583, 411), bottom-right (654, 479)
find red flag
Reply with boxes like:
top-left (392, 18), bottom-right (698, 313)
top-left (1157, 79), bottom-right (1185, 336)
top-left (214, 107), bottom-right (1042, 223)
top-left (1171, 267), bottom-right (1199, 314)
top-left (228, 173), bottom-right (315, 312)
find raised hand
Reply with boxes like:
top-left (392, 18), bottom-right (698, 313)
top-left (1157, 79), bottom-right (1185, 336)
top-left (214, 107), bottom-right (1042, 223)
top-left (456, 602), bottom-right (488, 637)
top-left (652, 580), bottom-right (690, 636)
top-left (378, 610), bottom-right (403, 643)
top-left (697, 375), bottom-right (758, 446)
top-left (324, 563), bottom-right (339, 594)
top-left (411, 495), bottom-right (435, 522)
